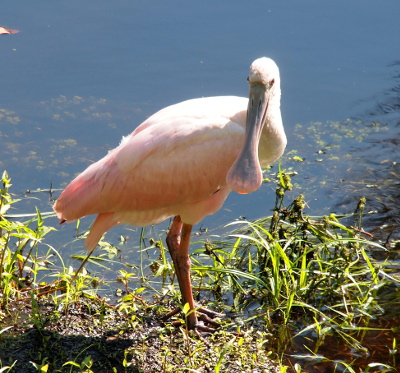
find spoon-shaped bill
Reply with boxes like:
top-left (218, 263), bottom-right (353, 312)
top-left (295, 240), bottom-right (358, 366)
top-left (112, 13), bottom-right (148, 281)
top-left (226, 84), bottom-right (270, 194)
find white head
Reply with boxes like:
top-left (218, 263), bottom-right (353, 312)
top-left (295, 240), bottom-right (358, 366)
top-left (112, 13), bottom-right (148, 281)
top-left (248, 57), bottom-right (280, 87)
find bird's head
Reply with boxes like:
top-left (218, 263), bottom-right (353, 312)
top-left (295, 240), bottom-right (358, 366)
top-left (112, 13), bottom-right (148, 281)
top-left (226, 57), bottom-right (281, 194)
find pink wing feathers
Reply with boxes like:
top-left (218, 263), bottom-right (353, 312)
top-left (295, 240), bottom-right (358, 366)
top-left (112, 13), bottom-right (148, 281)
top-left (54, 97), bottom-right (248, 249)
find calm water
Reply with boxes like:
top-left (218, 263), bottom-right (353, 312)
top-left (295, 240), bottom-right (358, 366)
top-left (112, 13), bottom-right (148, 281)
top-left (2, 1), bottom-right (399, 269)
top-left (2, 0), bottom-right (400, 268)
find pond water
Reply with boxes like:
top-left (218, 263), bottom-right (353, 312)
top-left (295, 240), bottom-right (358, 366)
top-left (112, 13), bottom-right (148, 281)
top-left (1, 0), bottom-right (400, 369)
top-left (2, 1), bottom-right (399, 229)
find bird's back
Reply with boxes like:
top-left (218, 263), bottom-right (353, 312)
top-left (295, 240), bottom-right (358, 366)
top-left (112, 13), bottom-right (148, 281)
top-left (54, 96), bottom-right (248, 227)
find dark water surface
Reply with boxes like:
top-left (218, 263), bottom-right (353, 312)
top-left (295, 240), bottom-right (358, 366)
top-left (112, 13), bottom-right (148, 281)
top-left (1, 1), bottom-right (399, 223)
top-left (1, 1), bottom-right (400, 370)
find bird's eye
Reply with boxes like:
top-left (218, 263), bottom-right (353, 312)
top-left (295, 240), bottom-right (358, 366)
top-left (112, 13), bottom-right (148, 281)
top-left (247, 76), bottom-right (250, 82)
top-left (270, 79), bottom-right (275, 87)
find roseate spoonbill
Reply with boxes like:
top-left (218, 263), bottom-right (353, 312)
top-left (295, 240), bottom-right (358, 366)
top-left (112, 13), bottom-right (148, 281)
top-left (53, 57), bottom-right (286, 332)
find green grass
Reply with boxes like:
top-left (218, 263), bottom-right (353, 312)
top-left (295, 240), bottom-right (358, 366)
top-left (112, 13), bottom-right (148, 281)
top-left (0, 169), bottom-right (399, 372)
top-left (0, 171), bottom-right (60, 307)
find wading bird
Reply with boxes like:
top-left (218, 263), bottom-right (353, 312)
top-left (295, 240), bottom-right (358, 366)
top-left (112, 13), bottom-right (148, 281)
top-left (53, 57), bottom-right (286, 332)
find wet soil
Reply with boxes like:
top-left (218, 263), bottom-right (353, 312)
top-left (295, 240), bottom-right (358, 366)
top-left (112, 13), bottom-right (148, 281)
top-left (0, 297), bottom-right (278, 373)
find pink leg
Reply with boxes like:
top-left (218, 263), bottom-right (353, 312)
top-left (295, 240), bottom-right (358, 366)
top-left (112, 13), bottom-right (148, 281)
top-left (166, 216), bottom-right (225, 332)
top-left (166, 216), bottom-right (198, 329)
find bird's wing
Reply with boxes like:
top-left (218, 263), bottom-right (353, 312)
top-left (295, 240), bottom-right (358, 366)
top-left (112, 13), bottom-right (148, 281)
top-left (54, 97), bottom-right (247, 222)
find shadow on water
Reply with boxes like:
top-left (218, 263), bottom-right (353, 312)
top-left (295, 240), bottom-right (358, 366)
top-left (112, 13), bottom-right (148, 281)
top-left (285, 317), bottom-right (400, 371)
top-left (332, 61), bottom-right (400, 230)
top-left (279, 61), bottom-right (400, 372)
top-left (282, 278), bottom-right (400, 371)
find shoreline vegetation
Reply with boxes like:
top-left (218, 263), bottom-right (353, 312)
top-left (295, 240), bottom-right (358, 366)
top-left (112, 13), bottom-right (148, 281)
top-left (0, 169), bottom-right (399, 372)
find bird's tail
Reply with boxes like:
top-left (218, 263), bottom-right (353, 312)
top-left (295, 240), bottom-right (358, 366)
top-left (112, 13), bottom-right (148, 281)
top-left (85, 212), bottom-right (119, 251)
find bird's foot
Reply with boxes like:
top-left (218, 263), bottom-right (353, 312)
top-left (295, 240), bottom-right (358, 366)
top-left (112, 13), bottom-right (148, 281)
top-left (161, 305), bottom-right (225, 334)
